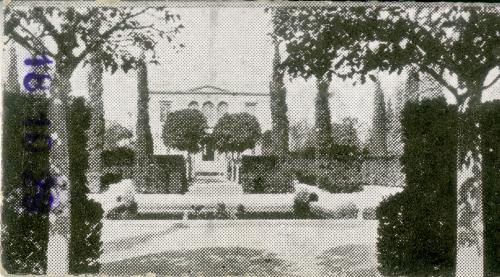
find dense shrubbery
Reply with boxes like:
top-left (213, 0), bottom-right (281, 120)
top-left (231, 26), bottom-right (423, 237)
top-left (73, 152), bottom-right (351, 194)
top-left (67, 97), bottom-right (103, 274)
top-left (293, 190), bottom-right (319, 218)
top-left (101, 147), bottom-right (135, 167)
top-left (377, 98), bottom-right (457, 276)
top-left (100, 172), bottom-right (123, 191)
top-left (1, 93), bottom-right (51, 274)
top-left (148, 155), bottom-right (188, 194)
top-left (317, 177), bottom-right (364, 193)
top-left (240, 155), bottom-right (294, 193)
top-left (289, 143), bottom-right (362, 160)
top-left (480, 101), bottom-right (500, 276)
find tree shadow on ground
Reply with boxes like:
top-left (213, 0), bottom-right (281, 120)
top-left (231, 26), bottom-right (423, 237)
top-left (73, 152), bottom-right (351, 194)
top-left (101, 247), bottom-right (293, 276)
top-left (316, 244), bottom-right (381, 277)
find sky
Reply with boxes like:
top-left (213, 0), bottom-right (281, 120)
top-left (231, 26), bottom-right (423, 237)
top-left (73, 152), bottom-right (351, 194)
top-left (5, 6), bottom-right (500, 142)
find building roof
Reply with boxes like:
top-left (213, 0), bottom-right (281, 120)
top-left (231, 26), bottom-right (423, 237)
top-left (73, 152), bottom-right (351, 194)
top-left (150, 85), bottom-right (269, 96)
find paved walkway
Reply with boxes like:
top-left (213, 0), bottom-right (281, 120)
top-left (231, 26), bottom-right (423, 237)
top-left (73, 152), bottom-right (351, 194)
top-left (100, 219), bottom-right (381, 276)
top-left (186, 180), bottom-right (244, 196)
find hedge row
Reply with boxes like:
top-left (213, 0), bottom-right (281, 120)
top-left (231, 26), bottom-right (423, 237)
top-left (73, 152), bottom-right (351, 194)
top-left (100, 155), bottom-right (188, 194)
top-left (480, 101), bottom-right (500, 276)
top-left (67, 98), bottom-right (103, 274)
top-left (377, 98), bottom-right (458, 276)
top-left (239, 156), bottom-right (294, 193)
top-left (1, 93), bottom-right (51, 274)
top-left (101, 147), bottom-right (135, 167)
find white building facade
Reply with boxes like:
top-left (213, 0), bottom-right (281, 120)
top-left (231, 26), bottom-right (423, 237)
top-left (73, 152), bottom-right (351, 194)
top-left (149, 85), bottom-right (271, 178)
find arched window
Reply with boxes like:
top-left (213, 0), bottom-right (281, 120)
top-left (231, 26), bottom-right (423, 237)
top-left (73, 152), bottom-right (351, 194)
top-left (217, 101), bottom-right (228, 118)
top-left (202, 101), bottom-right (215, 126)
top-left (188, 101), bottom-right (199, 109)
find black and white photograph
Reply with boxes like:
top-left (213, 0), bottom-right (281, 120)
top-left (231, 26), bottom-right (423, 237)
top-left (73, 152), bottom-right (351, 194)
top-left (1, 1), bottom-right (499, 276)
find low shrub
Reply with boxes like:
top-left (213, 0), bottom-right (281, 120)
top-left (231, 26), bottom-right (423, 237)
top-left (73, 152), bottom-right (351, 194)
top-left (362, 207), bottom-right (377, 220)
top-left (330, 202), bottom-right (359, 219)
top-left (293, 190), bottom-right (319, 219)
top-left (317, 176), bottom-right (364, 193)
top-left (215, 203), bottom-right (231, 219)
top-left (237, 211), bottom-right (297, 219)
top-left (106, 201), bottom-right (138, 220)
top-left (101, 147), bottom-right (135, 167)
top-left (100, 173), bottom-right (123, 192)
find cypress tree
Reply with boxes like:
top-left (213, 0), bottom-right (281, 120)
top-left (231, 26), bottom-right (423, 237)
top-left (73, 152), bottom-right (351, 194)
top-left (67, 98), bottom-right (103, 274)
top-left (315, 75), bottom-right (334, 155)
top-left (269, 41), bottom-right (289, 157)
top-left (134, 58), bottom-right (154, 191)
top-left (369, 78), bottom-right (388, 156)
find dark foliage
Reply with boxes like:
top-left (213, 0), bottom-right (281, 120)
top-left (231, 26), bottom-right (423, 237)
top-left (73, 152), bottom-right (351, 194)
top-left (293, 190), bottom-right (319, 219)
top-left (269, 42), bottom-right (289, 156)
top-left (294, 171), bottom-right (316, 185)
top-left (240, 156), bottom-right (278, 175)
top-left (101, 147), bottom-right (135, 167)
top-left (1, 93), bottom-right (50, 274)
top-left (260, 130), bottom-right (273, 156)
top-left (213, 113), bottom-right (262, 153)
top-left (240, 156), bottom-right (293, 193)
top-left (480, 100), bottom-right (500, 276)
top-left (317, 177), bottom-right (364, 194)
top-left (100, 172), bottom-right (123, 192)
top-left (290, 143), bottom-right (361, 160)
top-left (148, 155), bottom-right (188, 194)
top-left (106, 202), bottom-right (138, 220)
top-left (67, 97), bottom-right (104, 274)
top-left (377, 98), bottom-right (457, 276)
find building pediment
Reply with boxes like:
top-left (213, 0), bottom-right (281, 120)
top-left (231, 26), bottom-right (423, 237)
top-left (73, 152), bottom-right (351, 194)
top-left (151, 85), bottom-right (269, 96)
top-left (188, 85), bottom-right (230, 94)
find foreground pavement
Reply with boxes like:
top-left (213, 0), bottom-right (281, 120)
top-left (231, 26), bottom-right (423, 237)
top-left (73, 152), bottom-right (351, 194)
top-left (100, 219), bottom-right (381, 276)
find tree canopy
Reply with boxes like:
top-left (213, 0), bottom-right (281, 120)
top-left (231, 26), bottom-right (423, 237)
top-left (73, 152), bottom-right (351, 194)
top-left (273, 6), bottom-right (500, 105)
top-left (5, 7), bottom-right (184, 73)
top-left (213, 113), bottom-right (262, 154)
top-left (162, 109), bottom-right (208, 154)
top-left (104, 121), bottom-right (133, 149)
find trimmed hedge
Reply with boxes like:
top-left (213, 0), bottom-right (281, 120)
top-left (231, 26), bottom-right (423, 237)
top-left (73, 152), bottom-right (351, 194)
top-left (100, 173), bottom-right (123, 192)
top-left (67, 97), bottom-right (103, 274)
top-left (239, 155), bottom-right (294, 193)
top-left (1, 93), bottom-right (51, 274)
top-left (377, 98), bottom-right (457, 276)
top-left (480, 100), bottom-right (500, 276)
top-left (317, 177), bottom-right (364, 193)
top-left (101, 147), bottom-right (135, 167)
top-left (147, 155), bottom-right (188, 194)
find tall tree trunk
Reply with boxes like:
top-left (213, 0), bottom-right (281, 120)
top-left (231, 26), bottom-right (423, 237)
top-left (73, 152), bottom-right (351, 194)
top-left (187, 152), bottom-right (193, 181)
top-left (134, 59), bottom-right (154, 192)
top-left (269, 41), bottom-right (289, 157)
top-left (315, 75), bottom-right (334, 154)
top-left (46, 67), bottom-right (73, 274)
top-left (456, 90), bottom-right (484, 277)
top-left (86, 52), bottom-right (105, 193)
top-left (5, 46), bottom-right (20, 93)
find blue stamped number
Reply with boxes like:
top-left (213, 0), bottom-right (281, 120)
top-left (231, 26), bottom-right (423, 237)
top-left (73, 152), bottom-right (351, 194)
top-left (23, 55), bottom-right (53, 93)
top-left (22, 170), bottom-right (55, 214)
top-left (21, 56), bottom-right (56, 213)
